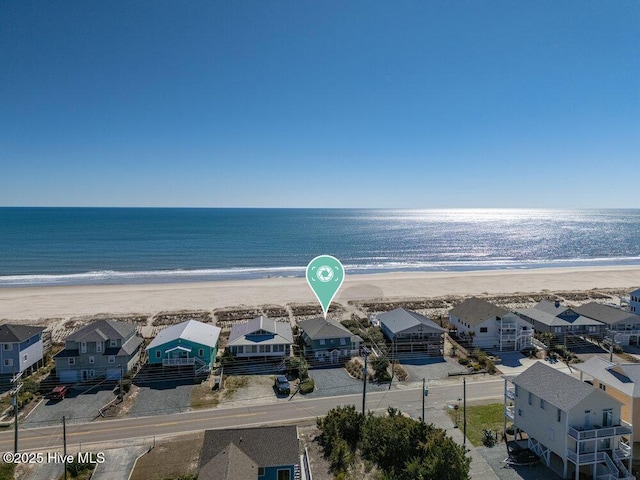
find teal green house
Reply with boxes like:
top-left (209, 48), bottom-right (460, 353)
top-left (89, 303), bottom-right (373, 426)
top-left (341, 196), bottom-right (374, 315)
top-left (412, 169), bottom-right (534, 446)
top-left (146, 320), bottom-right (221, 375)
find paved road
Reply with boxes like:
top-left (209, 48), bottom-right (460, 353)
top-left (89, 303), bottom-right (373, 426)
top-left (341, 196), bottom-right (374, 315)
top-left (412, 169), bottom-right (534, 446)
top-left (0, 378), bottom-right (505, 453)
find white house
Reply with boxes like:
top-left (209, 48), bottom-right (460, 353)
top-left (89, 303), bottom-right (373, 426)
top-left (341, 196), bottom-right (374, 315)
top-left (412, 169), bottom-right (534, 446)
top-left (376, 308), bottom-right (444, 357)
top-left (449, 297), bottom-right (533, 351)
top-left (505, 362), bottom-right (633, 480)
top-left (227, 316), bottom-right (293, 359)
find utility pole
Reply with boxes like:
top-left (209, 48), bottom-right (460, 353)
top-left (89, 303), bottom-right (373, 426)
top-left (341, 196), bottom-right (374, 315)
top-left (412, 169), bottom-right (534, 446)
top-left (63, 416), bottom-right (68, 480)
top-left (463, 377), bottom-right (467, 446)
top-left (422, 378), bottom-right (426, 423)
top-left (361, 347), bottom-right (369, 415)
top-left (11, 371), bottom-right (23, 454)
top-left (610, 330), bottom-right (614, 363)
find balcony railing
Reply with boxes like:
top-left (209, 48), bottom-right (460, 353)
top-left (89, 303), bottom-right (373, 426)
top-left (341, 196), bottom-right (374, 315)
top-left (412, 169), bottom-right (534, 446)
top-left (567, 420), bottom-right (633, 441)
top-left (163, 358), bottom-right (196, 366)
top-left (505, 388), bottom-right (515, 401)
top-left (505, 406), bottom-right (515, 420)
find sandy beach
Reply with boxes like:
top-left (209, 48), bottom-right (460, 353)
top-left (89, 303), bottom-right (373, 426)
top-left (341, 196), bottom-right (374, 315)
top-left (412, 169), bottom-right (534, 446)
top-left (0, 265), bottom-right (638, 322)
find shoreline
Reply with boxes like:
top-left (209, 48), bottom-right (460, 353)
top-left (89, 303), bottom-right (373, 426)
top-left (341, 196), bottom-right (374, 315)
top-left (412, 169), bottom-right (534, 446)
top-left (0, 265), bottom-right (638, 322)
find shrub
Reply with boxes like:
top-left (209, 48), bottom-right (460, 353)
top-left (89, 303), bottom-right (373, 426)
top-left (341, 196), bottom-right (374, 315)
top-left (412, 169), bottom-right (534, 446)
top-left (299, 378), bottom-right (315, 394)
top-left (458, 358), bottom-right (470, 366)
top-left (482, 429), bottom-right (496, 447)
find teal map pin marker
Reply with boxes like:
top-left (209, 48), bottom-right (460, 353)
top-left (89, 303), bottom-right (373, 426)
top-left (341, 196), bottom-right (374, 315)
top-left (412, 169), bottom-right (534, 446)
top-left (306, 255), bottom-right (345, 319)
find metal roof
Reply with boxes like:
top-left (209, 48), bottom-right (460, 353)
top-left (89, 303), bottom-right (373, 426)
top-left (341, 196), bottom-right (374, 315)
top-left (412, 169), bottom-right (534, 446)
top-left (575, 356), bottom-right (640, 398)
top-left (376, 308), bottom-right (444, 335)
top-left (147, 320), bottom-right (221, 350)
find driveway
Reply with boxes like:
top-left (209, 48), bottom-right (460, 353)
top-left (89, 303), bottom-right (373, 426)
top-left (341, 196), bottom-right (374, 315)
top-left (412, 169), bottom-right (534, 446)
top-left (304, 367), bottom-right (389, 399)
top-left (398, 356), bottom-right (468, 386)
top-left (129, 367), bottom-right (194, 418)
top-left (23, 384), bottom-right (117, 427)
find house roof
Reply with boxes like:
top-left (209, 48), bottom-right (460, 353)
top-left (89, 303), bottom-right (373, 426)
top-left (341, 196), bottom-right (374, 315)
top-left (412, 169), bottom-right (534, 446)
top-left (511, 362), bottom-right (621, 411)
top-left (147, 320), bottom-right (222, 351)
top-left (199, 442), bottom-right (259, 480)
top-left (449, 297), bottom-right (510, 327)
top-left (573, 302), bottom-right (640, 326)
top-left (575, 356), bottom-right (640, 398)
top-left (298, 317), bottom-right (362, 342)
top-left (66, 320), bottom-right (135, 343)
top-left (0, 324), bottom-right (44, 343)
top-left (199, 426), bottom-right (299, 472)
top-left (227, 317), bottom-right (293, 346)
top-left (376, 308), bottom-right (445, 335)
top-left (517, 308), bottom-right (602, 328)
top-left (630, 289), bottom-right (640, 296)
top-left (534, 300), bottom-right (573, 316)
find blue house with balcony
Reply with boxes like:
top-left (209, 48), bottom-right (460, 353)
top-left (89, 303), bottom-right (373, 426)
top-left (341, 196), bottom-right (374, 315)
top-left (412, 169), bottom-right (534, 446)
top-left (0, 324), bottom-right (46, 376)
top-left (146, 320), bottom-right (221, 375)
top-left (199, 425), bottom-right (301, 480)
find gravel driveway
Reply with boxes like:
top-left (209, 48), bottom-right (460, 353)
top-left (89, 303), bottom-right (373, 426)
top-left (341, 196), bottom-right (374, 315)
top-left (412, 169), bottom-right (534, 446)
top-left (23, 384), bottom-right (117, 427)
top-left (304, 367), bottom-right (389, 399)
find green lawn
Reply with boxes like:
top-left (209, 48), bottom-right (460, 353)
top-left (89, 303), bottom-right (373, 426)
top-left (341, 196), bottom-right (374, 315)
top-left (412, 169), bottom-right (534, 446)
top-left (447, 402), bottom-right (507, 447)
top-left (0, 461), bottom-right (15, 480)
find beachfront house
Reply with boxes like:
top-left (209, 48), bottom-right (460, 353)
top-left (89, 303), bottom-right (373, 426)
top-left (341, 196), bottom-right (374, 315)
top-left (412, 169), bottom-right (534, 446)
top-left (199, 425), bottom-right (301, 480)
top-left (504, 362), bottom-right (634, 479)
top-left (449, 297), bottom-right (533, 352)
top-left (376, 307), bottom-right (444, 357)
top-left (227, 316), bottom-right (293, 359)
top-left (574, 302), bottom-right (640, 347)
top-left (0, 324), bottom-right (46, 376)
top-left (517, 300), bottom-right (606, 342)
top-left (55, 319), bottom-right (143, 383)
top-left (630, 289), bottom-right (640, 314)
top-left (576, 356), bottom-right (640, 431)
top-left (297, 317), bottom-right (362, 365)
top-left (146, 320), bottom-right (221, 376)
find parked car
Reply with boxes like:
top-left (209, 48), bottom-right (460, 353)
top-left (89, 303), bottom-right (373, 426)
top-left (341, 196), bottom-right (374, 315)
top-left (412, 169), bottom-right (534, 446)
top-left (50, 385), bottom-right (69, 400)
top-left (274, 375), bottom-right (290, 395)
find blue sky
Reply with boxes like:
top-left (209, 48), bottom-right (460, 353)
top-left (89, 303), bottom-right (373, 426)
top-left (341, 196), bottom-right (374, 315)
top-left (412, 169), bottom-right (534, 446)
top-left (1, 1), bottom-right (638, 208)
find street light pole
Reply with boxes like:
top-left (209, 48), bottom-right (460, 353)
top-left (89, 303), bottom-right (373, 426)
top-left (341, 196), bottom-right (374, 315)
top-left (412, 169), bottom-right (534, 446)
top-left (361, 347), bottom-right (369, 416)
top-left (422, 378), bottom-right (426, 423)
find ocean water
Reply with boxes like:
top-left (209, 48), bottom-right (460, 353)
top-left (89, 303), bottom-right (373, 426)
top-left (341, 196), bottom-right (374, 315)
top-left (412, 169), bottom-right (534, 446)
top-left (0, 208), bottom-right (639, 287)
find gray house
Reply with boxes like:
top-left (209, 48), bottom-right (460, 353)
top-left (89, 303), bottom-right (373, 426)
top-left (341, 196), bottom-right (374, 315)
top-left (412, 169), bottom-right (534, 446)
top-left (227, 317), bottom-right (293, 359)
top-left (376, 308), bottom-right (444, 356)
top-left (297, 317), bottom-right (362, 365)
top-left (505, 362), bottom-right (633, 479)
top-left (55, 320), bottom-right (143, 383)
top-left (573, 302), bottom-right (640, 347)
top-left (517, 300), bottom-right (605, 341)
top-left (199, 426), bottom-right (300, 480)
top-left (0, 324), bottom-right (46, 376)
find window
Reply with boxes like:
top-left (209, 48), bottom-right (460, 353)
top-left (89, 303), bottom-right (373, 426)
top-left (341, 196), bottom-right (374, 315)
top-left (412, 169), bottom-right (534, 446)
top-left (89, 356), bottom-right (95, 364)
top-left (156, 350), bottom-right (161, 359)
top-left (23, 355), bottom-right (28, 362)
top-left (528, 392), bottom-right (532, 405)
top-left (4, 359), bottom-right (13, 367)
top-left (108, 356), bottom-right (115, 364)
top-left (96, 342), bottom-right (102, 353)
top-left (258, 467), bottom-right (265, 476)
top-left (81, 342), bottom-right (87, 353)
top-left (480, 327), bottom-right (488, 333)
top-left (340, 338), bottom-right (346, 345)
top-left (69, 358), bottom-right (76, 366)
top-left (320, 339), bottom-right (325, 345)
top-left (198, 348), bottom-right (204, 357)
top-left (557, 408), bottom-right (562, 422)
top-left (259, 345), bottom-right (269, 353)
top-left (277, 470), bottom-right (291, 480)
top-left (600, 384), bottom-right (606, 391)
top-left (540, 399), bottom-right (545, 410)
top-left (3, 343), bottom-right (12, 351)
top-left (518, 409), bottom-right (523, 417)
top-left (110, 339), bottom-right (118, 347)
top-left (603, 409), bottom-right (613, 427)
